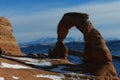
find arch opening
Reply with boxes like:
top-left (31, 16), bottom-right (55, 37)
top-left (64, 27), bottom-right (84, 43)
top-left (48, 12), bottom-right (119, 79)
top-left (48, 12), bottom-right (112, 64)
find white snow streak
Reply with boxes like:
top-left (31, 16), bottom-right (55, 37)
top-left (17, 58), bottom-right (52, 67)
top-left (12, 76), bottom-right (20, 79)
top-left (0, 77), bottom-right (4, 80)
top-left (0, 62), bottom-right (29, 69)
top-left (36, 74), bottom-right (64, 80)
top-left (17, 58), bottom-right (39, 63)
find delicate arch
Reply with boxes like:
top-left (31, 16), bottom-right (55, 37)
top-left (49, 12), bottom-right (112, 64)
top-left (57, 12), bottom-right (89, 42)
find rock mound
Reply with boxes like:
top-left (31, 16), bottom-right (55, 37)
top-left (0, 16), bottom-right (23, 55)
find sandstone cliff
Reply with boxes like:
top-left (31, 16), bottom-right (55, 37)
top-left (0, 17), bottom-right (23, 55)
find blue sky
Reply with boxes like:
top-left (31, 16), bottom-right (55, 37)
top-left (0, 0), bottom-right (120, 42)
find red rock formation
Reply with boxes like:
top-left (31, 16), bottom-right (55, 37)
top-left (48, 12), bottom-right (119, 79)
top-left (80, 62), bottom-right (119, 80)
top-left (56, 12), bottom-right (112, 63)
top-left (0, 16), bottom-right (23, 55)
top-left (48, 41), bottom-right (68, 59)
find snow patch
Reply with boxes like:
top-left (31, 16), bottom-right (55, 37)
top-left (67, 73), bottom-right (95, 80)
top-left (17, 58), bottom-right (52, 67)
top-left (36, 74), bottom-right (64, 80)
top-left (12, 76), bottom-right (20, 79)
top-left (1, 55), bottom-right (52, 67)
top-left (50, 66), bottom-right (94, 80)
top-left (0, 77), bottom-right (4, 80)
top-left (0, 62), bottom-right (29, 69)
top-left (26, 60), bottom-right (52, 67)
top-left (17, 58), bottom-right (39, 63)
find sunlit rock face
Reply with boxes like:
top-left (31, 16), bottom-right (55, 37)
top-left (50, 12), bottom-right (112, 63)
top-left (48, 12), bottom-right (119, 80)
top-left (0, 16), bottom-right (23, 55)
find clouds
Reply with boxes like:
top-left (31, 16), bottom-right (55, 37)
top-left (0, 1), bottom-right (120, 42)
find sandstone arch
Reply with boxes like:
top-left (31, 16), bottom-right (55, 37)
top-left (48, 12), bottom-right (119, 79)
top-left (49, 12), bottom-right (112, 64)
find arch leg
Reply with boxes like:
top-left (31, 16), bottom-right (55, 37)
top-left (49, 14), bottom-right (73, 59)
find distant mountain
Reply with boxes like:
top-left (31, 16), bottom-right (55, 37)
top-left (27, 37), bottom-right (57, 45)
top-left (20, 40), bottom-right (120, 56)
top-left (20, 42), bottom-right (83, 54)
top-left (105, 37), bottom-right (120, 41)
top-left (19, 37), bottom-right (76, 47)
top-left (19, 37), bottom-right (120, 47)
top-left (20, 44), bottom-right (53, 54)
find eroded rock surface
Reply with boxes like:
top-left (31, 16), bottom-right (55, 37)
top-left (0, 16), bottom-right (23, 55)
top-left (48, 41), bottom-right (68, 59)
top-left (48, 12), bottom-right (119, 80)
top-left (56, 12), bottom-right (112, 63)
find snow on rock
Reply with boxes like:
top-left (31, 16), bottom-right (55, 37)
top-left (0, 77), bottom-right (4, 80)
top-left (12, 76), bottom-right (20, 80)
top-left (36, 74), bottom-right (64, 80)
top-left (17, 58), bottom-right (52, 67)
top-left (1, 55), bottom-right (52, 67)
top-left (0, 62), bottom-right (30, 69)
top-left (26, 59), bottom-right (52, 67)
top-left (50, 66), bottom-right (94, 80)
top-left (17, 58), bottom-right (39, 63)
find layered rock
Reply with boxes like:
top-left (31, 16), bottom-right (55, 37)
top-left (0, 16), bottom-right (23, 55)
top-left (50, 12), bottom-right (112, 63)
top-left (48, 12), bottom-right (119, 79)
